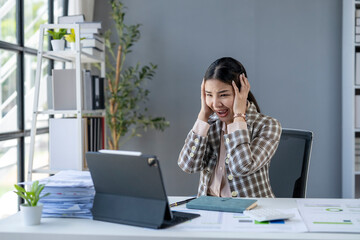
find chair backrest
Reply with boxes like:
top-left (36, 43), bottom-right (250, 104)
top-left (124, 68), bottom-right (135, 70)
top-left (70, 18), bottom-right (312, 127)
top-left (269, 128), bottom-right (313, 198)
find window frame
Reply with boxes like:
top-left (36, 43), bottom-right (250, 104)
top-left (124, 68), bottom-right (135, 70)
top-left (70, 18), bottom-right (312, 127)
top-left (0, 0), bottom-right (68, 197)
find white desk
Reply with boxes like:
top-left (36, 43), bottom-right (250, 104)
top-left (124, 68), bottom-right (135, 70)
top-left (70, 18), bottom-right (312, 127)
top-left (0, 197), bottom-right (358, 240)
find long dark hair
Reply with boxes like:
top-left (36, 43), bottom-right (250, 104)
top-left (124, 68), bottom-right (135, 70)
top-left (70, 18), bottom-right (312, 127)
top-left (204, 57), bottom-right (260, 113)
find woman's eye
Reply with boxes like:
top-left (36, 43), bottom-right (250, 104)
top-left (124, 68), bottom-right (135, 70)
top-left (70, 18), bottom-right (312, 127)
top-left (220, 94), bottom-right (229, 97)
top-left (206, 94), bottom-right (212, 97)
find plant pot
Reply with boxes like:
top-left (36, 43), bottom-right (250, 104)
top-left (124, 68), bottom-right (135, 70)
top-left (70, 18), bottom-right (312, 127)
top-left (20, 203), bottom-right (43, 226)
top-left (69, 42), bottom-right (76, 50)
top-left (51, 39), bottom-right (65, 51)
top-left (69, 42), bottom-right (82, 50)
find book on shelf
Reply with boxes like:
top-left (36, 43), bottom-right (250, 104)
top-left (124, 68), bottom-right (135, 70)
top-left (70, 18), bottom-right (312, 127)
top-left (80, 28), bottom-right (100, 34)
top-left (81, 38), bottom-right (104, 50)
top-left (50, 117), bottom-right (105, 171)
top-left (80, 33), bottom-right (104, 43)
top-left (51, 69), bottom-right (104, 111)
top-left (82, 47), bottom-right (104, 59)
top-left (356, 162), bottom-right (360, 172)
top-left (356, 35), bottom-right (360, 43)
top-left (76, 21), bottom-right (102, 29)
top-left (58, 14), bottom-right (85, 24)
top-left (83, 117), bottom-right (89, 169)
top-left (356, 53), bottom-right (360, 85)
top-left (356, 138), bottom-right (360, 171)
top-left (83, 70), bottom-right (93, 110)
top-left (356, 18), bottom-right (360, 26)
top-left (77, 22), bottom-right (102, 34)
top-left (91, 75), bottom-right (105, 110)
top-left (97, 77), bottom-right (105, 110)
top-left (49, 118), bottom-right (85, 171)
top-left (101, 117), bottom-right (105, 149)
top-left (356, 95), bottom-right (360, 129)
top-left (47, 75), bottom-right (53, 110)
top-left (52, 69), bottom-right (78, 110)
top-left (356, 26), bottom-right (360, 35)
top-left (356, 9), bottom-right (360, 18)
top-left (83, 116), bottom-right (105, 151)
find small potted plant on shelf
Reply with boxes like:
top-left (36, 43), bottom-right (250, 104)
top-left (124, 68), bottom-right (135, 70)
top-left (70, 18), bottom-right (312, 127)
top-left (47, 28), bottom-right (67, 51)
top-left (14, 180), bottom-right (50, 226)
top-left (64, 28), bottom-right (85, 50)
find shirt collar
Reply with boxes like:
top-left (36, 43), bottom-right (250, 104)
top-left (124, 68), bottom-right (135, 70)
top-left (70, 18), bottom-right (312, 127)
top-left (221, 121), bottom-right (227, 134)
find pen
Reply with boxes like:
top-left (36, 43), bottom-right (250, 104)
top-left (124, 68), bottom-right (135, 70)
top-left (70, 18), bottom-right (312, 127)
top-left (170, 197), bottom-right (196, 207)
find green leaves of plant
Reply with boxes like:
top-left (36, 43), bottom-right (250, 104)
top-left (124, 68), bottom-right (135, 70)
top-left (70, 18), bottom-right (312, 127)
top-left (13, 180), bottom-right (50, 207)
top-left (47, 28), bottom-right (67, 40)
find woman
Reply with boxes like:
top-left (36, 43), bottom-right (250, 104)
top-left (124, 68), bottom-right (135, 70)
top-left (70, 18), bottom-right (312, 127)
top-left (178, 57), bottom-right (281, 198)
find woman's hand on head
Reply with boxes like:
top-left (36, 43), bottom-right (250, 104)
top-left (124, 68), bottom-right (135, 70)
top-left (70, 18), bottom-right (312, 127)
top-left (198, 79), bottom-right (213, 122)
top-left (232, 74), bottom-right (250, 115)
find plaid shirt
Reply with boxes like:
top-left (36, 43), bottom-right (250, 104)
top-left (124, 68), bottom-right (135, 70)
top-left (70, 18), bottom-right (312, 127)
top-left (178, 102), bottom-right (282, 198)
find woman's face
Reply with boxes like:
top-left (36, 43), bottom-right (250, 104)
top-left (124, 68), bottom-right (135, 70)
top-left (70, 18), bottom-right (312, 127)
top-left (205, 79), bottom-right (235, 124)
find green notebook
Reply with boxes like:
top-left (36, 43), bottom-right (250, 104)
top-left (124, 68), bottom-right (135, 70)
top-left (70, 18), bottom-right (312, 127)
top-left (186, 196), bottom-right (257, 213)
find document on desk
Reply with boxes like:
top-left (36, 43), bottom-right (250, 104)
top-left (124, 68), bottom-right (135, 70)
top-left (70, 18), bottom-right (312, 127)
top-left (297, 199), bottom-right (360, 233)
top-left (170, 206), bottom-right (307, 232)
top-left (37, 170), bottom-right (95, 219)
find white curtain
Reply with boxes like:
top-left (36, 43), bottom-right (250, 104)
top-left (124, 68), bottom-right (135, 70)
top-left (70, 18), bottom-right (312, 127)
top-left (68, 0), bottom-right (95, 21)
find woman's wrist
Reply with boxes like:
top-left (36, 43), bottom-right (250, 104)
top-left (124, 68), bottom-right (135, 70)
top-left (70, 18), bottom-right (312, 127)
top-left (233, 117), bottom-right (246, 123)
top-left (233, 113), bottom-right (246, 121)
top-left (198, 111), bottom-right (210, 122)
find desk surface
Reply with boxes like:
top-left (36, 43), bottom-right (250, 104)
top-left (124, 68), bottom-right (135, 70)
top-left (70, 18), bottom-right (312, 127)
top-left (0, 197), bottom-right (358, 240)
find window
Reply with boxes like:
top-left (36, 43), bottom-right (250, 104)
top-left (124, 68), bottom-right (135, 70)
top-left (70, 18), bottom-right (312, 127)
top-left (0, 0), bottom-right (67, 219)
top-left (24, 0), bottom-right (48, 49)
top-left (0, 49), bottom-right (18, 133)
top-left (0, 0), bottom-right (16, 44)
top-left (0, 139), bottom-right (18, 219)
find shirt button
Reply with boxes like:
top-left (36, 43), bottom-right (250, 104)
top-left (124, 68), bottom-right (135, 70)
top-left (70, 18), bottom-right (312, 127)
top-left (194, 138), bottom-right (199, 143)
top-left (228, 175), bottom-right (233, 181)
top-left (226, 138), bottom-right (230, 143)
top-left (190, 152), bottom-right (194, 158)
top-left (219, 167), bottom-right (223, 171)
top-left (232, 191), bottom-right (238, 197)
top-left (191, 146), bottom-right (196, 151)
top-left (225, 158), bottom-right (229, 164)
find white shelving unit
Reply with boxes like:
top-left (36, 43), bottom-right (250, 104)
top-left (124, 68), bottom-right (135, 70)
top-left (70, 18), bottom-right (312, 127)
top-left (342, 0), bottom-right (359, 198)
top-left (27, 23), bottom-right (105, 182)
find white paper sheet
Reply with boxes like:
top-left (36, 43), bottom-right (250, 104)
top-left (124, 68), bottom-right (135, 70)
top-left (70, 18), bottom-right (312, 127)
top-left (297, 199), bottom-right (360, 233)
top-left (170, 206), bottom-right (308, 232)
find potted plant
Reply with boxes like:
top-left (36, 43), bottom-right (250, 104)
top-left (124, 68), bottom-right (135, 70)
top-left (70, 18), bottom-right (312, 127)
top-left (64, 28), bottom-right (85, 50)
top-left (47, 28), bottom-right (67, 51)
top-left (14, 180), bottom-right (50, 226)
top-left (103, 0), bottom-right (169, 149)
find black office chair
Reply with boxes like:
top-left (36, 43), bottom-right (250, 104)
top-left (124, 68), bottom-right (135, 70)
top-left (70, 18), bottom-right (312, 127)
top-left (269, 128), bottom-right (313, 198)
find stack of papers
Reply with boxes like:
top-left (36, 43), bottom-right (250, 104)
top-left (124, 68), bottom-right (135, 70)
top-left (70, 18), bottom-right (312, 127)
top-left (38, 170), bottom-right (95, 219)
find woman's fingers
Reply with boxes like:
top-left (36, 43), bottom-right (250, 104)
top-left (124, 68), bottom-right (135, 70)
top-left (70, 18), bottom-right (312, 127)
top-left (239, 74), bottom-right (250, 93)
top-left (201, 78), bottom-right (206, 102)
top-left (232, 80), bottom-right (239, 93)
top-left (198, 78), bottom-right (213, 122)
